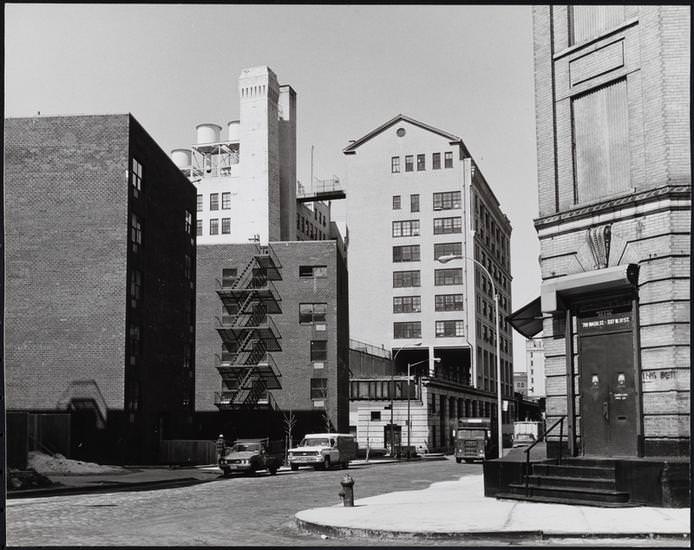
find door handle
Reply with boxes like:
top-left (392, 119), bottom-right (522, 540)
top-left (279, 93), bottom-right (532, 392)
top-left (602, 400), bottom-right (609, 421)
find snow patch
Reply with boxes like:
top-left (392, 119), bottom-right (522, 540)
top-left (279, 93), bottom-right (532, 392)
top-left (27, 451), bottom-right (126, 474)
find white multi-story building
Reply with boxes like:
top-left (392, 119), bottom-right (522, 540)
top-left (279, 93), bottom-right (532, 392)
top-left (171, 66), bottom-right (298, 245)
top-left (344, 115), bottom-right (514, 450)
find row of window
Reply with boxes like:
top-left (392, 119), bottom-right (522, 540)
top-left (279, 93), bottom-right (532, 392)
top-left (391, 151), bottom-right (454, 173)
top-left (392, 194), bottom-right (420, 212)
top-left (389, 241), bottom-right (464, 265)
top-left (197, 192), bottom-right (232, 212)
top-left (395, 191), bottom-right (461, 212)
top-left (197, 218), bottom-right (231, 236)
top-left (392, 268), bottom-right (463, 288)
top-left (393, 320), bottom-right (464, 339)
top-left (350, 380), bottom-right (418, 401)
top-left (297, 212), bottom-right (328, 240)
top-left (392, 217), bottom-right (463, 237)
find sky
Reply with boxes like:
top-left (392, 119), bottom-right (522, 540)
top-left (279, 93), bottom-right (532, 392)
top-left (5, 4), bottom-right (541, 371)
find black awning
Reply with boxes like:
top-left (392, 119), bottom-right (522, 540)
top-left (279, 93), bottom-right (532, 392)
top-left (507, 297), bottom-right (543, 339)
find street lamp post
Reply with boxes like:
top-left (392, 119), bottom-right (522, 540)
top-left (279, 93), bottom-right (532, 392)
top-left (437, 253), bottom-right (504, 459)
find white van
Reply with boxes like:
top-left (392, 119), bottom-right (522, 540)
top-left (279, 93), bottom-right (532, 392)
top-left (287, 433), bottom-right (357, 471)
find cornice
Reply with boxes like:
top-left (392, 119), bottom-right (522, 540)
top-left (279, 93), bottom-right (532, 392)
top-left (534, 185), bottom-right (691, 230)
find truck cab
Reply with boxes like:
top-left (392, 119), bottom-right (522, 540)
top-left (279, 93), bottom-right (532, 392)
top-left (454, 418), bottom-right (494, 463)
top-left (287, 433), bottom-right (357, 471)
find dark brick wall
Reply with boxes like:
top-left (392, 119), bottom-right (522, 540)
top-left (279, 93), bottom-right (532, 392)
top-left (125, 116), bottom-right (197, 461)
top-left (5, 115), bottom-right (130, 410)
top-left (195, 240), bottom-right (349, 432)
top-left (4, 114), bottom-right (197, 464)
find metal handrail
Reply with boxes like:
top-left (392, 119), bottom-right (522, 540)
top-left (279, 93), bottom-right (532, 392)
top-left (523, 415), bottom-right (566, 497)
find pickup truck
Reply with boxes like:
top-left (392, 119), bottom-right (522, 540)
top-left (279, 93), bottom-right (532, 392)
top-left (218, 438), bottom-right (284, 477)
top-left (287, 433), bottom-right (357, 471)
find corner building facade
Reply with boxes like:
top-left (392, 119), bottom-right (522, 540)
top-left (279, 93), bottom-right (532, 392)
top-left (529, 6), bottom-right (690, 464)
top-left (5, 114), bottom-right (197, 465)
top-left (344, 115), bottom-right (514, 450)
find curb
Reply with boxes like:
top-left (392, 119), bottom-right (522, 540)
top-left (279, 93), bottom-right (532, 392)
top-left (7, 477), bottom-right (213, 499)
top-left (295, 517), bottom-right (691, 542)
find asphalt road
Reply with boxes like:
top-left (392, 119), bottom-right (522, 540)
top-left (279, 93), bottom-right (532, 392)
top-left (7, 458), bottom-right (480, 546)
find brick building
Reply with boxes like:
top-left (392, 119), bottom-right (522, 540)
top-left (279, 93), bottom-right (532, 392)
top-left (193, 241), bottom-right (349, 437)
top-left (343, 115), bottom-right (514, 451)
top-left (505, 6), bottom-right (689, 506)
top-left (5, 114), bottom-right (197, 465)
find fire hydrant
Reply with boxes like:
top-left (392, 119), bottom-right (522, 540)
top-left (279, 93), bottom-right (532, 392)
top-left (338, 474), bottom-right (355, 507)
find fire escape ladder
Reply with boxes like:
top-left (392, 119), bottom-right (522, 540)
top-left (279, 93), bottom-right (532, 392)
top-left (215, 247), bottom-right (282, 411)
top-left (232, 256), bottom-right (259, 290)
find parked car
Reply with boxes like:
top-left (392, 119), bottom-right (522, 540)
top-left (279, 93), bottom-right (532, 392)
top-left (218, 438), bottom-right (283, 477)
top-left (512, 433), bottom-right (537, 448)
top-left (287, 433), bottom-right (357, 471)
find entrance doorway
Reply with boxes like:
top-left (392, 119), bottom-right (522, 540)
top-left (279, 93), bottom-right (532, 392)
top-left (578, 304), bottom-right (638, 457)
top-left (384, 424), bottom-right (401, 455)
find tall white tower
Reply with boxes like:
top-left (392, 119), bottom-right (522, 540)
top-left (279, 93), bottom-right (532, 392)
top-left (238, 66), bottom-right (281, 243)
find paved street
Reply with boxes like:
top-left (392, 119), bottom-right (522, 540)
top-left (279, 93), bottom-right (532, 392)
top-left (7, 458), bottom-right (478, 546)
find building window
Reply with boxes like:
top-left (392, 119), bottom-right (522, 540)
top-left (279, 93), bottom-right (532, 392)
top-left (435, 320), bottom-right (464, 337)
top-left (572, 79), bottom-right (630, 205)
top-left (394, 321), bottom-right (421, 339)
top-left (209, 193), bottom-right (219, 211)
top-left (184, 253), bottom-right (192, 280)
top-left (222, 268), bottom-right (237, 287)
top-left (221, 192), bottom-right (231, 210)
top-left (405, 155), bottom-right (414, 172)
top-left (370, 411), bottom-right (381, 421)
top-left (435, 294), bottom-right (464, 311)
top-left (300, 265), bottom-right (328, 278)
top-left (569, 5), bottom-right (626, 45)
top-left (130, 269), bottom-right (142, 308)
top-left (392, 195), bottom-right (401, 210)
top-left (131, 158), bottom-right (143, 194)
top-left (393, 295), bottom-right (421, 313)
top-left (392, 220), bottom-right (420, 237)
top-left (393, 270), bottom-right (421, 288)
top-left (185, 211), bottom-right (193, 235)
top-left (196, 219), bottom-right (203, 236)
top-left (433, 217), bottom-right (462, 234)
top-left (221, 218), bottom-right (231, 234)
top-left (300, 303), bottom-right (327, 324)
top-left (129, 324), bottom-right (141, 355)
top-left (310, 340), bottom-right (328, 362)
top-left (209, 218), bottom-right (219, 235)
top-left (433, 191), bottom-right (461, 210)
top-left (392, 245), bottom-right (421, 262)
top-left (435, 268), bottom-right (463, 286)
top-left (196, 194), bottom-right (203, 212)
top-left (391, 156), bottom-right (400, 173)
top-left (310, 378), bottom-right (328, 399)
top-left (417, 154), bottom-right (425, 171)
top-left (444, 151), bottom-right (453, 168)
top-left (410, 194), bottom-right (420, 213)
top-left (434, 242), bottom-right (462, 260)
top-left (432, 152), bottom-right (441, 170)
top-left (130, 213), bottom-right (142, 252)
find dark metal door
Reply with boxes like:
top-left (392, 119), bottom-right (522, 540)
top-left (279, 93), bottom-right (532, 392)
top-left (579, 309), bottom-right (637, 457)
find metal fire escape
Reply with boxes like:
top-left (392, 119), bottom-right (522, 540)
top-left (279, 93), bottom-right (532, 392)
top-left (214, 244), bottom-right (282, 410)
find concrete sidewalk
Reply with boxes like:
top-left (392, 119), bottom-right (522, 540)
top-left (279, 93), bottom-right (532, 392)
top-left (295, 474), bottom-right (691, 542)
